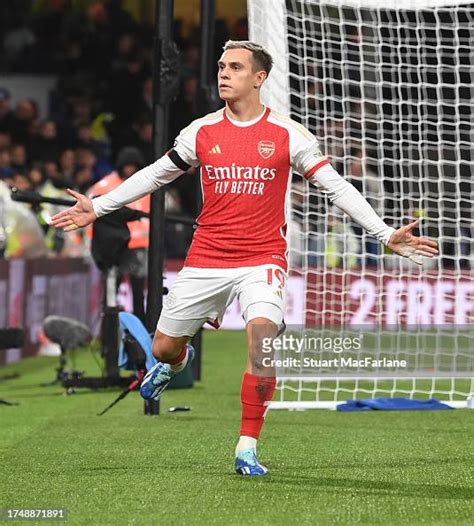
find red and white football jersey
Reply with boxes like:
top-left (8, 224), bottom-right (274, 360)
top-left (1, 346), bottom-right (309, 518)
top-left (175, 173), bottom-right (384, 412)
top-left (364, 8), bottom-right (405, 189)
top-left (173, 107), bottom-right (328, 271)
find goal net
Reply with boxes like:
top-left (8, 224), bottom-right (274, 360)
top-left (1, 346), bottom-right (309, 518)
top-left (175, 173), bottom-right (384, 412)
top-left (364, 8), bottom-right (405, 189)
top-left (248, 0), bottom-right (473, 409)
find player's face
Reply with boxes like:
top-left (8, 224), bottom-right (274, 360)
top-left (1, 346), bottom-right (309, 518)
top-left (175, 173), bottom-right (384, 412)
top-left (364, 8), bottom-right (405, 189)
top-left (217, 49), bottom-right (266, 102)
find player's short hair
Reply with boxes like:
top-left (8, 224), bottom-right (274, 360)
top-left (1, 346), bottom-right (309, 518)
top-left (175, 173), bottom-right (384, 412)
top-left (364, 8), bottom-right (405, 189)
top-left (223, 40), bottom-right (273, 76)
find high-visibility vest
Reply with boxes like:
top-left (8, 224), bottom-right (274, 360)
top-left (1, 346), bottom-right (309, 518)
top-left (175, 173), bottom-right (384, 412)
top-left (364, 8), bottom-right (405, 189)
top-left (88, 171), bottom-right (150, 249)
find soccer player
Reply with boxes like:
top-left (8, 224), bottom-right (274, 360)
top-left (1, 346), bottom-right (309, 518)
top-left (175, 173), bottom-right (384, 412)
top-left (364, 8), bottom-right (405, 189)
top-left (51, 40), bottom-right (438, 476)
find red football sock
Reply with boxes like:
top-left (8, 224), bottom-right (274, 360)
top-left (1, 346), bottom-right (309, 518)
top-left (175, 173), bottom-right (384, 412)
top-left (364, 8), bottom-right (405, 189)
top-left (240, 372), bottom-right (276, 439)
top-left (167, 345), bottom-right (189, 373)
top-left (168, 346), bottom-right (187, 365)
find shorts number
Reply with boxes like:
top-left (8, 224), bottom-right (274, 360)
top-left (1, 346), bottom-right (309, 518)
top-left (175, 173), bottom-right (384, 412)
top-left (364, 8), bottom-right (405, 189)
top-left (266, 268), bottom-right (286, 288)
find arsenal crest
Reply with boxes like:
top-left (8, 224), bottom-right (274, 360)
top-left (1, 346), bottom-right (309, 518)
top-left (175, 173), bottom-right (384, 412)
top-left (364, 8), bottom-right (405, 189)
top-left (258, 140), bottom-right (275, 159)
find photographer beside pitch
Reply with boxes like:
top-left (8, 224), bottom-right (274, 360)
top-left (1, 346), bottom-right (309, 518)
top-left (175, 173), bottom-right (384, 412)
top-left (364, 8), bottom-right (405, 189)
top-left (51, 40), bottom-right (438, 476)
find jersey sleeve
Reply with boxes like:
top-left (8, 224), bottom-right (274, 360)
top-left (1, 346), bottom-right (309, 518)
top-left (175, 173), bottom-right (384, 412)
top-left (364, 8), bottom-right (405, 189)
top-left (288, 122), bottom-right (329, 178)
top-left (91, 154), bottom-right (184, 218)
top-left (170, 120), bottom-right (201, 168)
top-left (92, 117), bottom-right (208, 217)
top-left (287, 120), bottom-right (394, 245)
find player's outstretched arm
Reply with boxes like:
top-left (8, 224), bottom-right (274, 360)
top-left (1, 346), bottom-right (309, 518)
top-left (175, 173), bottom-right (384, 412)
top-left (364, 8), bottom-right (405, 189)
top-left (307, 162), bottom-right (439, 264)
top-left (50, 189), bottom-right (96, 231)
top-left (387, 220), bottom-right (438, 264)
top-left (51, 151), bottom-right (190, 230)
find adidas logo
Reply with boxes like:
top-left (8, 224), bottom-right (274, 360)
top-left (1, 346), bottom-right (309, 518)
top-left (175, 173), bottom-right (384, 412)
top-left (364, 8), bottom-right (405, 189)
top-left (209, 144), bottom-right (222, 154)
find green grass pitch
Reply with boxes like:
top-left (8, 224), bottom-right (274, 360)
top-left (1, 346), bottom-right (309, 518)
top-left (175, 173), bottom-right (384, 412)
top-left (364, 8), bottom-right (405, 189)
top-left (1, 331), bottom-right (473, 525)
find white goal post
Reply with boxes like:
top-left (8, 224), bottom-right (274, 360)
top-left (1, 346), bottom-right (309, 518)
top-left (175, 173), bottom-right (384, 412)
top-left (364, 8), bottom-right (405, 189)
top-left (248, 0), bottom-right (474, 409)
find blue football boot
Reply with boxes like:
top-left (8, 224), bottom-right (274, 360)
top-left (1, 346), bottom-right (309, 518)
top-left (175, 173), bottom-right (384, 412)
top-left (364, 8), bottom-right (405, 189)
top-left (140, 344), bottom-right (194, 401)
top-left (235, 448), bottom-right (269, 476)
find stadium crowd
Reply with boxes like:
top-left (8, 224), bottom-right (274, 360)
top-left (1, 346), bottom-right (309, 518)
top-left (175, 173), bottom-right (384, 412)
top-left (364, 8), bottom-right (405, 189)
top-left (0, 1), bottom-right (468, 269)
top-left (0, 0), bottom-right (247, 259)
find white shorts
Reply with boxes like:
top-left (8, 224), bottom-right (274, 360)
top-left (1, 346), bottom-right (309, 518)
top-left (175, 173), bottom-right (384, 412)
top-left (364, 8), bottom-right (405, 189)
top-left (157, 265), bottom-right (287, 337)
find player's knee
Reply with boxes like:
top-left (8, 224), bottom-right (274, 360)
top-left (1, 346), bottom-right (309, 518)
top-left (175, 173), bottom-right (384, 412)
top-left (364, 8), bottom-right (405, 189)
top-left (152, 332), bottom-right (186, 362)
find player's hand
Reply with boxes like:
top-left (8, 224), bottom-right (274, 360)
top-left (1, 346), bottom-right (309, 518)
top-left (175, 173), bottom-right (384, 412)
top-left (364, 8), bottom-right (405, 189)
top-left (50, 189), bottom-right (96, 231)
top-left (387, 220), bottom-right (438, 265)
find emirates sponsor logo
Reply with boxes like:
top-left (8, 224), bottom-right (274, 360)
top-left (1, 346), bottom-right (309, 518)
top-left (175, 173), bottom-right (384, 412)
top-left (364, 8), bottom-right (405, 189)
top-left (258, 140), bottom-right (275, 159)
top-left (204, 164), bottom-right (276, 195)
top-left (204, 164), bottom-right (276, 181)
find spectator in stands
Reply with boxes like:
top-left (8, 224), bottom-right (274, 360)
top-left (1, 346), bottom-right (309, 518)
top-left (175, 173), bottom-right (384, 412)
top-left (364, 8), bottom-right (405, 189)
top-left (0, 131), bottom-right (11, 150)
top-left (42, 160), bottom-right (66, 186)
top-left (111, 32), bottom-right (139, 71)
top-left (131, 118), bottom-right (153, 164)
top-left (27, 165), bottom-right (46, 192)
top-left (7, 98), bottom-right (38, 145)
top-left (59, 148), bottom-right (76, 181)
top-left (29, 119), bottom-right (60, 163)
top-left (76, 146), bottom-right (111, 182)
top-left (75, 123), bottom-right (110, 161)
top-left (10, 143), bottom-right (28, 172)
top-left (53, 94), bottom-right (88, 150)
top-left (57, 37), bottom-right (88, 75)
top-left (76, 123), bottom-right (93, 146)
top-left (69, 97), bottom-right (93, 138)
top-left (12, 172), bottom-right (32, 191)
top-left (73, 165), bottom-right (94, 194)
